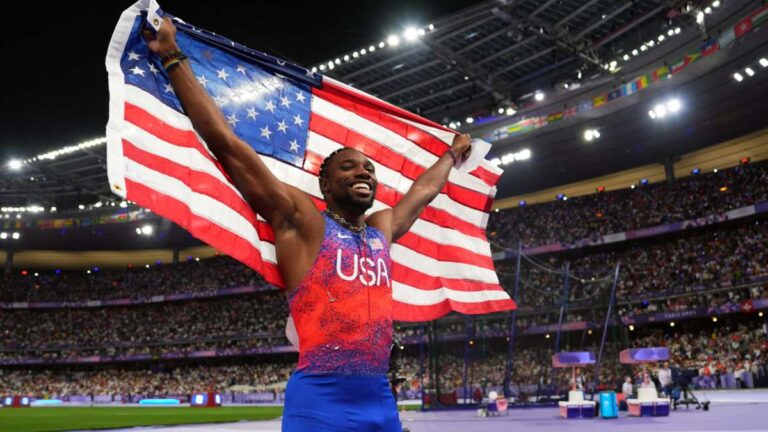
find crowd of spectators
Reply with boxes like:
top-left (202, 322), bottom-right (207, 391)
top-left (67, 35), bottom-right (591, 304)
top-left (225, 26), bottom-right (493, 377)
top-left (488, 160), bottom-right (768, 248)
top-left (0, 292), bottom-right (289, 350)
top-left (0, 256), bottom-right (269, 303)
top-left (497, 220), bottom-right (768, 309)
top-left (0, 362), bottom-right (293, 398)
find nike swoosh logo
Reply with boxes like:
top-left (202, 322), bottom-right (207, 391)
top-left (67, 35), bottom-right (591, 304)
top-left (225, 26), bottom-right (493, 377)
top-left (337, 233), bottom-right (353, 239)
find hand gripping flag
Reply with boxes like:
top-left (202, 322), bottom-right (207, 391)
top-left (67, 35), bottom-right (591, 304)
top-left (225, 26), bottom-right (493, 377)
top-left (106, 0), bottom-right (515, 321)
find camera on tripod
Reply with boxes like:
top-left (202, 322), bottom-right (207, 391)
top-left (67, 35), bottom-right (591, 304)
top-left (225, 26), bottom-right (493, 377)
top-left (670, 368), bottom-right (710, 411)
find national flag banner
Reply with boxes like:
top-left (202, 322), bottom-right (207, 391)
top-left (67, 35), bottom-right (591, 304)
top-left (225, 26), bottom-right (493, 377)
top-left (734, 16), bottom-right (753, 38)
top-left (670, 58), bottom-right (687, 75)
top-left (635, 75), bottom-right (649, 90)
top-left (718, 27), bottom-right (736, 48)
top-left (563, 106), bottom-right (577, 119)
top-left (699, 39), bottom-right (719, 57)
top-left (106, 0), bottom-right (514, 322)
top-left (751, 4), bottom-right (768, 27)
top-left (652, 65), bottom-right (670, 82)
top-left (684, 51), bottom-right (701, 66)
top-left (606, 88), bottom-right (622, 101)
top-left (592, 94), bottom-right (607, 107)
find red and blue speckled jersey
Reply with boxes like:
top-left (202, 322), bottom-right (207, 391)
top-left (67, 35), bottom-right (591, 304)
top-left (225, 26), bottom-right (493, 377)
top-left (288, 213), bottom-right (393, 376)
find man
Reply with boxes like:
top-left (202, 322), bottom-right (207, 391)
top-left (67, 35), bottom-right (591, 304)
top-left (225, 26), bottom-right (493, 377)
top-left (143, 18), bottom-right (471, 431)
top-left (658, 361), bottom-right (672, 396)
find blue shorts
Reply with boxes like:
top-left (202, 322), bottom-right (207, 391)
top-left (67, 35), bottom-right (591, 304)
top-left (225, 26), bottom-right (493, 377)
top-left (282, 370), bottom-right (402, 432)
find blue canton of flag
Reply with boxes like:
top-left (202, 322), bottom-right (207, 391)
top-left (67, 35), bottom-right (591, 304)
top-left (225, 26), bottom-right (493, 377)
top-left (120, 15), bottom-right (312, 167)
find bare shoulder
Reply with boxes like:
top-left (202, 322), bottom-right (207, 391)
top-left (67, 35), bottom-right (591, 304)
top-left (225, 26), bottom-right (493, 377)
top-left (366, 209), bottom-right (393, 245)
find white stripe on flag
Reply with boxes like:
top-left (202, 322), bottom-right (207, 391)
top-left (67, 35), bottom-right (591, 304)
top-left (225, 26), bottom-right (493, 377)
top-left (392, 281), bottom-right (511, 306)
top-left (390, 244), bottom-right (499, 283)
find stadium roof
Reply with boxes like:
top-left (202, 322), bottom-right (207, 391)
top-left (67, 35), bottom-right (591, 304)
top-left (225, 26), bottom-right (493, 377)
top-left (1, 0), bottom-right (767, 211)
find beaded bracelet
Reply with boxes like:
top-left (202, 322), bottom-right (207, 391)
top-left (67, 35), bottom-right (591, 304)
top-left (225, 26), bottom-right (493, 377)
top-left (161, 50), bottom-right (188, 72)
top-left (446, 148), bottom-right (458, 164)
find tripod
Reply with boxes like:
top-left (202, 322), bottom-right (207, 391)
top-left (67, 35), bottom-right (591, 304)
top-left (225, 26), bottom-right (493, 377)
top-left (672, 384), bottom-right (709, 411)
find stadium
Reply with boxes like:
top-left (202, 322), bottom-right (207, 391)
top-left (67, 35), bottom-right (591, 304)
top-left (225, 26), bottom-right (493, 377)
top-left (1, 0), bottom-right (767, 431)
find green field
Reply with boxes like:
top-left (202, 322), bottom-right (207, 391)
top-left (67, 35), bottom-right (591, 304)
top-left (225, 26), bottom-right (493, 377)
top-left (0, 406), bottom-right (283, 432)
top-left (0, 405), bottom-right (421, 432)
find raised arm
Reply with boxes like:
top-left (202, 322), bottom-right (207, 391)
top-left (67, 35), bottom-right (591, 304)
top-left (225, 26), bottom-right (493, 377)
top-left (368, 134), bottom-right (471, 244)
top-left (142, 18), bottom-right (319, 232)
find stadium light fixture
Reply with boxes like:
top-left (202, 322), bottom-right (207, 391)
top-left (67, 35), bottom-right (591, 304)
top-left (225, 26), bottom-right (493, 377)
top-left (674, 27), bottom-right (681, 34)
top-left (667, 98), bottom-right (682, 113)
top-left (733, 72), bottom-right (744, 82)
top-left (360, 48), bottom-right (367, 55)
top-left (640, 45), bottom-right (648, 52)
top-left (584, 130), bottom-right (594, 141)
top-left (318, 65), bottom-right (326, 71)
top-left (704, 6), bottom-right (712, 14)
top-left (653, 103), bottom-right (668, 118)
top-left (119, 201), bottom-right (128, 208)
top-left (534, 91), bottom-right (544, 101)
top-left (368, 45), bottom-right (375, 52)
top-left (334, 58), bottom-right (341, 65)
top-left (712, 316), bottom-right (718, 322)
top-left (760, 58), bottom-right (768, 68)
top-left (670, 321), bottom-right (675, 327)
top-left (7, 159), bottom-right (22, 171)
top-left (403, 27), bottom-right (419, 41)
top-left (465, 117), bottom-right (474, 124)
top-left (667, 29), bottom-right (675, 36)
top-left (647, 40), bottom-right (655, 47)
top-left (0, 233), bottom-right (6, 239)
top-left (378, 41), bottom-right (386, 48)
top-left (497, 107), bottom-right (505, 114)
top-left (11, 232), bottom-right (19, 240)
top-left (428, 24), bottom-right (434, 31)
top-left (78, 204), bottom-right (85, 210)
top-left (506, 107), bottom-right (516, 116)
top-left (623, 54), bottom-right (630, 61)
top-left (387, 34), bottom-right (400, 46)
top-left (140, 225), bottom-right (153, 236)
top-left (696, 11), bottom-right (705, 24)
top-left (712, 0), bottom-right (721, 7)
top-left (629, 325), bottom-right (635, 331)
top-left (352, 51), bottom-right (359, 58)
top-left (632, 49), bottom-right (639, 56)
top-left (745, 67), bottom-right (755, 77)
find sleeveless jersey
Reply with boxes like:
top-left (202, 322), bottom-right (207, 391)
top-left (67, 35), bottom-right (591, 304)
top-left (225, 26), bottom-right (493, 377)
top-left (287, 213), bottom-right (393, 375)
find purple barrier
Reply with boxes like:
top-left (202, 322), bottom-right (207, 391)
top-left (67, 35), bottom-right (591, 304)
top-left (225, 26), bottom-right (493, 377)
top-left (552, 351), bottom-right (596, 367)
top-left (693, 375), bottom-right (717, 389)
top-left (619, 347), bottom-right (669, 364)
top-left (493, 202), bottom-right (765, 261)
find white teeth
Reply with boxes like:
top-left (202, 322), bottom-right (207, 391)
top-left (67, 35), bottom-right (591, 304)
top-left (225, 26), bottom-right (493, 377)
top-left (351, 183), bottom-right (371, 191)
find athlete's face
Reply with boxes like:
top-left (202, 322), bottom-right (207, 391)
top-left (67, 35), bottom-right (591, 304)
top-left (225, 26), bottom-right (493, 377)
top-left (322, 148), bottom-right (377, 212)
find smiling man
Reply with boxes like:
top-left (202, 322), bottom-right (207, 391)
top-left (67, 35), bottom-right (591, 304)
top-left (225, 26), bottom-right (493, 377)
top-left (143, 17), bottom-right (471, 431)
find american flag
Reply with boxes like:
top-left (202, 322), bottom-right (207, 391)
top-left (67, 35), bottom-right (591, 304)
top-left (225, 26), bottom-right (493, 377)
top-left (106, 0), bottom-right (516, 321)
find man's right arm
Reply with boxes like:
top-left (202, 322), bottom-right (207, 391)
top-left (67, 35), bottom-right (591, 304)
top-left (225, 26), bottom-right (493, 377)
top-left (143, 18), bottom-right (317, 230)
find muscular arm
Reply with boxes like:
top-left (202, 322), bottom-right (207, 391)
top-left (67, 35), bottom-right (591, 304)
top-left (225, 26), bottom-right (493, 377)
top-left (368, 134), bottom-right (471, 244)
top-left (143, 18), bottom-right (318, 231)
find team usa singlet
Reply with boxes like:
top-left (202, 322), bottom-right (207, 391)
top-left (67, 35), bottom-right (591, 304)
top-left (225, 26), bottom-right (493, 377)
top-left (282, 213), bottom-right (401, 431)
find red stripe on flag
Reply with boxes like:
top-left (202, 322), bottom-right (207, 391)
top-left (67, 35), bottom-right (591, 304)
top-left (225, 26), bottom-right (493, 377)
top-left (309, 114), bottom-right (494, 212)
top-left (397, 232), bottom-right (494, 271)
top-left (393, 265), bottom-right (500, 292)
top-left (124, 178), bottom-right (285, 288)
top-left (471, 165), bottom-right (501, 187)
top-left (304, 151), bottom-right (487, 239)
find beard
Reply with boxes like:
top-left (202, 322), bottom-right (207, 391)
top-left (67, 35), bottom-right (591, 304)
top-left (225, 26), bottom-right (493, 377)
top-left (330, 186), bottom-right (376, 213)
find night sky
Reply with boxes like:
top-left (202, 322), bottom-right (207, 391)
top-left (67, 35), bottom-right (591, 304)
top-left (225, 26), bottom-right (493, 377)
top-left (0, 0), bottom-right (479, 161)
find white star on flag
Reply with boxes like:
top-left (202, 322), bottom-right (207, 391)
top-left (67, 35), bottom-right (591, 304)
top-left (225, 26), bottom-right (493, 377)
top-left (289, 139), bottom-right (300, 153)
top-left (295, 92), bottom-right (306, 103)
top-left (196, 74), bottom-right (209, 87)
top-left (227, 113), bottom-right (239, 126)
top-left (127, 51), bottom-right (141, 61)
top-left (265, 100), bottom-right (276, 113)
top-left (280, 96), bottom-right (292, 108)
top-left (163, 83), bottom-right (174, 94)
top-left (130, 66), bottom-right (145, 76)
top-left (293, 114), bottom-right (304, 126)
top-left (216, 68), bottom-right (230, 81)
top-left (276, 120), bottom-right (288, 133)
top-left (148, 63), bottom-right (159, 75)
top-left (236, 65), bottom-right (247, 74)
top-left (259, 125), bottom-right (272, 139)
top-left (213, 95), bottom-right (228, 107)
top-left (247, 107), bottom-right (258, 120)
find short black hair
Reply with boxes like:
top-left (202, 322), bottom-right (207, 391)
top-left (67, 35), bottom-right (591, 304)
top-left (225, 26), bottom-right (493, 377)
top-left (318, 147), bottom-right (348, 196)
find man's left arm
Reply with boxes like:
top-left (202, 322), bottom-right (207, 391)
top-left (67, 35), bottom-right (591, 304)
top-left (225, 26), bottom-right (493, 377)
top-left (368, 134), bottom-right (471, 244)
